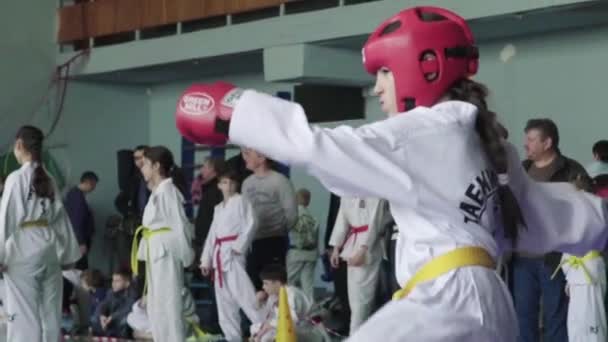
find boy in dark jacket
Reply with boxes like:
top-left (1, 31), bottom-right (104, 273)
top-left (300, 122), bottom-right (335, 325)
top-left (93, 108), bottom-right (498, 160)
top-left (91, 268), bottom-right (136, 338)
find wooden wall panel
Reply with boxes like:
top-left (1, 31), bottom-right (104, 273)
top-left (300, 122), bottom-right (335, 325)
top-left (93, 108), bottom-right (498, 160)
top-left (58, 0), bottom-right (301, 43)
top-left (140, 0), bottom-right (163, 28)
top-left (227, 0), bottom-right (285, 14)
top-left (164, 0), bottom-right (180, 24)
top-left (201, 0), bottom-right (227, 18)
top-left (176, 0), bottom-right (204, 22)
top-left (115, 0), bottom-right (141, 33)
top-left (87, 0), bottom-right (116, 37)
top-left (140, 0), bottom-right (180, 28)
top-left (58, 5), bottom-right (86, 42)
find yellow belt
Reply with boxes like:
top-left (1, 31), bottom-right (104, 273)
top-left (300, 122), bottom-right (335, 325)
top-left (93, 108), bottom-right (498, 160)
top-left (130, 225), bottom-right (171, 295)
top-left (552, 250), bottom-right (601, 284)
top-left (187, 318), bottom-right (209, 340)
top-left (393, 246), bottom-right (495, 300)
top-left (20, 219), bottom-right (49, 228)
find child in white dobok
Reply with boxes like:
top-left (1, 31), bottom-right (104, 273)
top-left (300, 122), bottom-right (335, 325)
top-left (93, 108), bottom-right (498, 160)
top-left (329, 197), bottom-right (387, 333)
top-left (250, 264), bottom-right (313, 342)
top-left (135, 146), bottom-right (195, 342)
top-left (201, 169), bottom-right (263, 342)
top-left (556, 251), bottom-right (607, 342)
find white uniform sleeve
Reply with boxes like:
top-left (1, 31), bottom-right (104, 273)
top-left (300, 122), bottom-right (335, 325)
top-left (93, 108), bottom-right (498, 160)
top-left (50, 181), bottom-right (81, 266)
top-left (230, 90), bottom-right (416, 206)
top-left (234, 197), bottom-right (257, 254)
top-left (249, 322), bottom-right (262, 337)
top-left (162, 188), bottom-right (195, 268)
top-left (268, 306), bottom-right (280, 329)
top-left (329, 202), bottom-right (350, 248)
top-left (258, 299), bottom-right (275, 326)
top-left (200, 208), bottom-right (217, 268)
top-left (360, 199), bottom-right (386, 248)
top-left (560, 253), bottom-right (571, 274)
top-left (503, 143), bottom-right (608, 255)
top-left (0, 173), bottom-right (23, 263)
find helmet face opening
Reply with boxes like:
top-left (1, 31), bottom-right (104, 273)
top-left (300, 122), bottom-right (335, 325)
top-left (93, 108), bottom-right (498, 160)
top-left (363, 6), bottom-right (479, 112)
top-left (379, 20), bottom-right (402, 36)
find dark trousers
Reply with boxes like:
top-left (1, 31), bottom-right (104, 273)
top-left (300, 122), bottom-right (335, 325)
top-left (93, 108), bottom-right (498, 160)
top-left (134, 262), bottom-right (147, 299)
top-left (387, 238), bottom-right (400, 294)
top-left (91, 316), bottom-right (131, 338)
top-left (246, 236), bottom-right (288, 290)
top-left (377, 240), bottom-right (400, 306)
top-left (75, 253), bottom-right (88, 271)
top-left (511, 256), bottom-right (568, 342)
top-left (62, 279), bottom-right (73, 313)
top-left (332, 260), bottom-right (351, 336)
top-left (62, 248), bottom-right (87, 318)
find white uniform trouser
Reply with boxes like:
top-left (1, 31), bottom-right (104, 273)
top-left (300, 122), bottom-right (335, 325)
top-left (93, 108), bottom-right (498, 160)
top-left (347, 267), bottom-right (517, 342)
top-left (347, 255), bottom-right (382, 333)
top-left (296, 321), bottom-right (333, 342)
top-left (259, 323), bottom-right (330, 342)
top-left (287, 252), bottom-right (316, 300)
top-left (5, 246), bottom-right (62, 342)
top-left (216, 258), bottom-right (263, 342)
top-left (568, 283), bottom-right (607, 342)
top-left (147, 250), bottom-right (186, 342)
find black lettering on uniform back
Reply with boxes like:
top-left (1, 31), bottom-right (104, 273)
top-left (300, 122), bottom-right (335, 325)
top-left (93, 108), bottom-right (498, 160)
top-left (460, 202), bottom-right (480, 219)
top-left (464, 215), bottom-right (479, 224)
top-left (476, 170), bottom-right (492, 196)
top-left (465, 184), bottom-right (483, 206)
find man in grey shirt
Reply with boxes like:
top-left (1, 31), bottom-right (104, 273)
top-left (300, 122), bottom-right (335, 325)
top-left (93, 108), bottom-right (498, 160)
top-left (241, 148), bottom-right (298, 289)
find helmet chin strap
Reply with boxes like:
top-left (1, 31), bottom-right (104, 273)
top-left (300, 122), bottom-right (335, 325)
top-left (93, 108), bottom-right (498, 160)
top-left (404, 98), bottom-right (416, 111)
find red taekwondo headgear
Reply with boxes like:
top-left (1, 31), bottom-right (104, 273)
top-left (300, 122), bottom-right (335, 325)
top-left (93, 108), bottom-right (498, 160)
top-left (362, 6), bottom-right (479, 112)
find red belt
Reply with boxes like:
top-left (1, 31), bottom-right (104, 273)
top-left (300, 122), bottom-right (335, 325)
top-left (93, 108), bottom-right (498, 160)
top-left (215, 234), bottom-right (238, 288)
top-left (340, 225), bottom-right (368, 250)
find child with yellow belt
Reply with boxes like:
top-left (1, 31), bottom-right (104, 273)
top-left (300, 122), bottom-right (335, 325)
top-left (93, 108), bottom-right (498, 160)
top-left (555, 251), bottom-right (606, 342)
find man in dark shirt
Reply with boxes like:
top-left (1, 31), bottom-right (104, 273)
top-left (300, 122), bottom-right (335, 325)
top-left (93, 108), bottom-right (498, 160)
top-left (132, 145), bottom-right (150, 218)
top-left (512, 119), bottom-right (590, 342)
top-left (194, 157), bottom-right (225, 256)
top-left (64, 171), bottom-right (98, 270)
top-left (129, 146), bottom-right (151, 297)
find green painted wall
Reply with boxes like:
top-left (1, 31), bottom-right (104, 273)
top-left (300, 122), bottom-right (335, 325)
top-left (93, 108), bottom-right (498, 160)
top-left (477, 26), bottom-right (608, 166)
top-left (52, 83), bottom-right (149, 274)
top-left (1, 1), bottom-right (151, 274)
top-left (0, 0), bottom-right (57, 149)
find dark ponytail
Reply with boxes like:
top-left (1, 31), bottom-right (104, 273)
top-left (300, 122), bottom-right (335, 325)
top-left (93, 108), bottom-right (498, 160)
top-left (15, 126), bottom-right (54, 200)
top-left (143, 146), bottom-right (187, 198)
top-left (169, 166), bottom-right (187, 199)
top-left (446, 79), bottom-right (525, 244)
